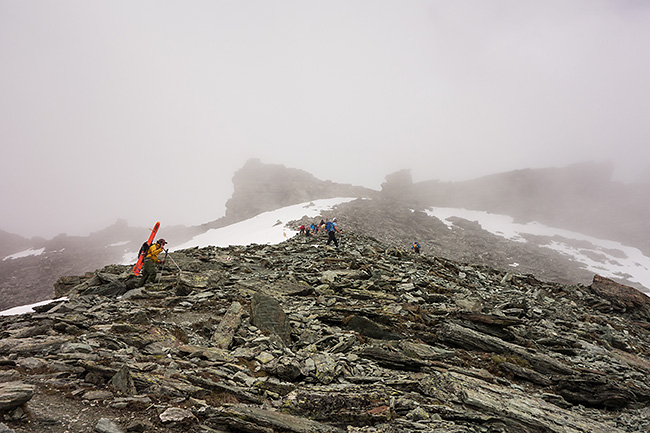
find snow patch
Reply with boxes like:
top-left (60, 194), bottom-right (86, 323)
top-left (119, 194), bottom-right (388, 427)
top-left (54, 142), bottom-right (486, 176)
top-left (0, 298), bottom-right (68, 316)
top-left (426, 207), bottom-right (650, 291)
top-left (3, 248), bottom-right (45, 261)
top-left (172, 197), bottom-right (356, 251)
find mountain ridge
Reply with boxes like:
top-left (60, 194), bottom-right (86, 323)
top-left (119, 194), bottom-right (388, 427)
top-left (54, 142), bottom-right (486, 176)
top-left (2, 159), bottom-right (649, 311)
top-left (412, 162), bottom-right (650, 256)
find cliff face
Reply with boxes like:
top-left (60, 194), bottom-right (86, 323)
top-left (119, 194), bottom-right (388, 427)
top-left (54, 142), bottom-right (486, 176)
top-left (1, 231), bottom-right (649, 432)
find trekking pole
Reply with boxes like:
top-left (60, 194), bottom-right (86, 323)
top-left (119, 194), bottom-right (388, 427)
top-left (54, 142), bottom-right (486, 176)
top-left (156, 249), bottom-right (169, 283)
top-left (166, 252), bottom-right (182, 273)
top-left (163, 252), bottom-right (184, 290)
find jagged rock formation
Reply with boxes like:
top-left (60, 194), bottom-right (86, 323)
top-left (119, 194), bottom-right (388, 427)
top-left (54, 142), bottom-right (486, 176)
top-left (224, 158), bottom-right (376, 222)
top-left (1, 231), bottom-right (649, 432)
top-left (379, 169), bottom-right (419, 205)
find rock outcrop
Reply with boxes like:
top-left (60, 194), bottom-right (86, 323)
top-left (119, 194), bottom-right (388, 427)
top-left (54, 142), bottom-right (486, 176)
top-left (224, 158), bottom-right (376, 222)
top-left (1, 230), bottom-right (649, 432)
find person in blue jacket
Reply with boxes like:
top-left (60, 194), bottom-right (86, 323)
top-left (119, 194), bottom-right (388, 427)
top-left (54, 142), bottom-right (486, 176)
top-left (326, 218), bottom-right (342, 248)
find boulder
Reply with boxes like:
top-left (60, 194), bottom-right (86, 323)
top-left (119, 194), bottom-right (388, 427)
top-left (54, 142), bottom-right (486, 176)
top-left (0, 382), bottom-right (34, 412)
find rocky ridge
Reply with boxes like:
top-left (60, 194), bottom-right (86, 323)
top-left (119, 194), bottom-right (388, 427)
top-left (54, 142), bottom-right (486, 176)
top-left (2, 230), bottom-right (650, 432)
top-left (3, 160), bottom-right (649, 312)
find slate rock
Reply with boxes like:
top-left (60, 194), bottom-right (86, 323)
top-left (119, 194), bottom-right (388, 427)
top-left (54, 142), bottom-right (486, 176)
top-left (108, 365), bottom-right (137, 395)
top-left (218, 405), bottom-right (345, 433)
top-left (0, 381), bottom-right (34, 412)
top-left (0, 423), bottom-right (15, 433)
top-left (590, 274), bottom-right (650, 317)
top-left (343, 315), bottom-right (401, 340)
top-left (159, 407), bottom-right (196, 424)
top-left (250, 293), bottom-right (291, 345)
top-left (95, 418), bottom-right (125, 433)
top-left (211, 301), bottom-right (243, 349)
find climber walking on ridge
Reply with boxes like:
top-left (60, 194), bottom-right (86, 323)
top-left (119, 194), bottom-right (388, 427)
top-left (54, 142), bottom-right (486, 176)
top-left (137, 238), bottom-right (167, 287)
top-left (325, 218), bottom-right (342, 248)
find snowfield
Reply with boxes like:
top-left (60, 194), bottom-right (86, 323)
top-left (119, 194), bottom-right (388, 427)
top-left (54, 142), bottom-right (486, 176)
top-left (426, 207), bottom-right (650, 293)
top-left (173, 197), bottom-right (356, 251)
top-left (3, 247), bottom-right (45, 261)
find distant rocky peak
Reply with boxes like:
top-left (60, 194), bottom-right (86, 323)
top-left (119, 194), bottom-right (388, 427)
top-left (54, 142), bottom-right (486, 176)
top-left (224, 158), bottom-right (375, 222)
top-left (380, 169), bottom-right (420, 206)
top-left (381, 169), bottom-right (413, 189)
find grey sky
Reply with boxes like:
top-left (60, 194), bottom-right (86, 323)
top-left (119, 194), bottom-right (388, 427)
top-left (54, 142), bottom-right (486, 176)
top-left (2, 1), bottom-right (649, 238)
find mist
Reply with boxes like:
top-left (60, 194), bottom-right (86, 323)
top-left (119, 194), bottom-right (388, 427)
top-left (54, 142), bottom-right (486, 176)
top-left (2, 1), bottom-right (649, 239)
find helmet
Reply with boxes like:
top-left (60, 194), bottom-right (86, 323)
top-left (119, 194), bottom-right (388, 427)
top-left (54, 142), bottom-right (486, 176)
top-left (333, 218), bottom-right (337, 222)
top-left (157, 238), bottom-right (167, 245)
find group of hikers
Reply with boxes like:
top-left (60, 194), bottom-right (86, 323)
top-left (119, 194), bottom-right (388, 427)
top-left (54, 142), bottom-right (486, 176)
top-left (136, 218), bottom-right (422, 287)
top-left (298, 218), bottom-right (422, 254)
top-left (299, 218), bottom-right (342, 248)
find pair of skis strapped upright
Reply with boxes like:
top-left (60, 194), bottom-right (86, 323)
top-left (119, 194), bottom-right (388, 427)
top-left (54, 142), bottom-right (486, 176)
top-left (132, 221), bottom-right (160, 276)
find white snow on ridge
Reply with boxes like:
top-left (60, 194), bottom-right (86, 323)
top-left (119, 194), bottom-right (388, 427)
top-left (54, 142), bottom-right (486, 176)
top-left (172, 197), bottom-right (356, 252)
top-left (426, 207), bottom-right (650, 292)
top-left (0, 298), bottom-right (67, 316)
top-left (3, 247), bottom-right (45, 261)
top-left (427, 207), bottom-right (529, 241)
top-left (119, 197), bottom-right (356, 265)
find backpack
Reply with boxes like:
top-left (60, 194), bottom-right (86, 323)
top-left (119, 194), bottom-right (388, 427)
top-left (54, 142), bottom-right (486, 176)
top-left (325, 221), bottom-right (333, 232)
top-left (138, 242), bottom-right (150, 257)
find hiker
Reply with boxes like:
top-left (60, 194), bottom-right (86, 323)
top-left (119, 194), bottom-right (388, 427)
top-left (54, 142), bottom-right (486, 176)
top-left (326, 218), bottom-right (342, 248)
top-left (299, 225), bottom-right (306, 235)
top-left (137, 238), bottom-right (167, 287)
top-left (411, 241), bottom-right (421, 254)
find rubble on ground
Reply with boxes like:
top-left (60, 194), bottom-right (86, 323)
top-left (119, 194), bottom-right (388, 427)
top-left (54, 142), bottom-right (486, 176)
top-left (1, 231), bottom-right (649, 432)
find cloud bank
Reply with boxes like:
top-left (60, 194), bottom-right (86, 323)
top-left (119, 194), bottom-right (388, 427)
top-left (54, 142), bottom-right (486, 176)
top-left (2, 1), bottom-right (649, 238)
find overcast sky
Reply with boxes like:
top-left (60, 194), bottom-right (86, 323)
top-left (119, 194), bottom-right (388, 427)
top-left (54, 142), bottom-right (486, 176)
top-left (2, 1), bottom-right (649, 238)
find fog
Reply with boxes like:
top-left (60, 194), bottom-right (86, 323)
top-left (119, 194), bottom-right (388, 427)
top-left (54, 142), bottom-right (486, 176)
top-left (2, 1), bottom-right (649, 239)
